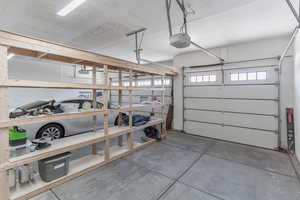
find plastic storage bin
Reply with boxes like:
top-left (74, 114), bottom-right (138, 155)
top-left (38, 152), bottom-right (72, 182)
top-left (9, 127), bottom-right (27, 146)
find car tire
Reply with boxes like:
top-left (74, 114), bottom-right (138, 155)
top-left (114, 113), bottom-right (128, 126)
top-left (36, 124), bottom-right (64, 140)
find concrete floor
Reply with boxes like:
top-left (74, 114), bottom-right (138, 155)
top-left (31, 131), bottom-right (300, 200)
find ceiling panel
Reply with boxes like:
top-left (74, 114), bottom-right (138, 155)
top-left (0, 0), bottom-right (296, 62)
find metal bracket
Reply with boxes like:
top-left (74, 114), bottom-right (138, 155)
top-left (126, 28), bottom-right (147, 64)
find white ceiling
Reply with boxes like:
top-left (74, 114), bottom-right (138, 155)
top-left (0, 0), bottom-right (297, 62)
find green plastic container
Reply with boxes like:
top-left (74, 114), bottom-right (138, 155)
top-left (9, 127), bottom-right (27, 146)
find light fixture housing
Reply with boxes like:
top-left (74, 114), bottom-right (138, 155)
top-left (7, 53), bottom-right (15, 60)
top-left (57, 0), bottom-right (86, 17)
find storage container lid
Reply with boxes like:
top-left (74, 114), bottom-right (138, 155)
top-left (40, 152), bottom-right (72, 164)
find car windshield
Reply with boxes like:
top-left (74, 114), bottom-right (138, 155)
top-left (17, 100), bottom-right (51, 110)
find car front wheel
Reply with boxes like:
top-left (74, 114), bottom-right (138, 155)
top-left (36, 124), bottom-right (64, 140)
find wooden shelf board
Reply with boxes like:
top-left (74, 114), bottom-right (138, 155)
top-left (134, 140), bottom-right (156, 150)
top-left (110, 86), bottom-right (165, 91)
top-left (1, 80), bottom-right (107, 90)
top-left (110, 145), bottom-right (130, 160)
top-left (0, 110), bottom-right (108, 128)
top-left (3, 126), bottom-right (131, 170)
top-left (10, 139), bottom-right (156, 200)
top-left (10, 154), bottom-right (106, 200)
top-left (1, 80), bottom-right (166, 91)
top-left (132, 119), bottom-right (163, 132)
top-left (110, 104), bottom-right (162, 113)
top-left (0, 104), bottom-right (162, 128)
top-left (0, 30), bottom-right (176, 75)
top-left (2, 119), bottom-right (162, 170)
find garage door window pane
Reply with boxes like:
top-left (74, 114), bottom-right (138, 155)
top-left (197, 75), bottom-right (203, 82)
top-left (164, 79), bottom-right (170, 85)
top-left (231, 73), bottom-right (238, 81)
top-left (239, 73), bottom-right (247, 81)
top-left (209, 75), bottom-right (216, 82)
top-left (203, 75), bottom-right (209, 82)
top-left (154, 79), bottom-right (162, 86)
top-left (248, 72), bottom-right (257, 80)
top-left (257, 71), bottom-right (267, 80)
top-left (191, 76), bottom-right (197, 83)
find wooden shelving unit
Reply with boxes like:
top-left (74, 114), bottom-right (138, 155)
top-left (0, 30), bottom-right (175, 200)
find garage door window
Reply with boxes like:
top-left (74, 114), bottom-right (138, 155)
top-left (230, 71), bottom-right (267, 82)
top-left (189, 73), bottom-right (217, 83)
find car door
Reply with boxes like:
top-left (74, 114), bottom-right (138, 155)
top-left (94, 102), bottom-right (115, 129)
top-left (60, 100), bottom-right (93, 135)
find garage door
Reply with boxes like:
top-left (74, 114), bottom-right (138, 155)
top-left (183, 60), bottom-right (279, 149)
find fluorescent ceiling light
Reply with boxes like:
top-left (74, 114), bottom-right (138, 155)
top-left (7, 53), bottom-right (15, 60)
top-left (57, 0), bottom-right (86, 16)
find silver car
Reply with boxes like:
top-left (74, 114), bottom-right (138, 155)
top-left (10, 99), bottom-right (122, 141)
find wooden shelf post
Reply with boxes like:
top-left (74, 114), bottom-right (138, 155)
top-left (91, 67), bottom-right (98, 154)
top-left (161, 76), bottom-right (167, 138)
top-left (128, 70), bottom-right (134, 150)
top-left (0, 30), bottom-right (175, 200)
top-left (117, 70), bottom-right (123, 147)
top-left (103, 65), bottom-right (110, 161)
top-left (0, 46), bottom-right (9, 200)
top-left (151, 75), bottom-right (155, 114)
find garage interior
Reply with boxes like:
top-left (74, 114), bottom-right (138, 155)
top-left (1, 0), bottom-right (300, 200)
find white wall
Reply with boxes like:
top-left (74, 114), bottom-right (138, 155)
top-left (294, 33), bottom-right (300, 161)
top-left (7, 57), bottom-right (104, 109)
top-left (173, 36), bottom-right (294, 150)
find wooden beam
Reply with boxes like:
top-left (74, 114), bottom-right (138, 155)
top-left (92, 68), bottom-right (98, 155)
top-left (0, 110), bottom-right (107, 128)
top-left (1, 79), bottom-right (165, 91)
top-left (37, 52), bottom-right (47, 58)
top-left (103, 65), bottom-right (110, 161)
top-left (110, 86), bottom-right (165, 91)
top-left (72, 59), bottom-right (83, 64)
top-left (0, 46), bottom-right (9, 200)
top-left (117, 70), bottom-right (123, 147)
top-left (2, 79), bottom-right (107, 90)
top-left (0, 30), bottom-right (176, 75)
top-left (128, 70), bottom-right (134, 150)
top-left (161, 76), bottom-right (167, 138)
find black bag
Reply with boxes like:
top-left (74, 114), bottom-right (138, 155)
top-left (144, 126), bottom-right (160, 140)
top-left (123, 114), bottom-right (150, 126)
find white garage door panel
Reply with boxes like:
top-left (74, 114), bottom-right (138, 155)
top-left (184, 121), bottom-right (277, 149)
top-left (223, 113), bottom-right (278, 131)
top-left (185, 110), bottom-right (223, 124)
top-left (221, 85), bottom-right (278, 99)
top-left (184, 121), bottom-right (222, 137)
top-left (184, 86), bottom-right (221, 98)
top-left (223, 99), bottom-right (278, 115)
top-left (185, 98), bottom-right (277, 115)
top-left (185, 98), bottom-right (221, 110)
